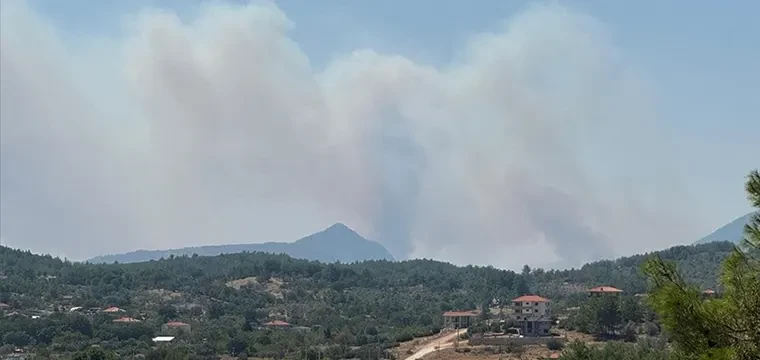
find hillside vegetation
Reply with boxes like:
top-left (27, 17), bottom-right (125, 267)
top-left (0, 239), bottom-right (733, 359)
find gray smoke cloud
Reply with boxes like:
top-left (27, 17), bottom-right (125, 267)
top-left (0, 1), bottom-right (700, 269)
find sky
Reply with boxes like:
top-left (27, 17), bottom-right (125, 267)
top-left (1, 0), bottom-right (757, 270)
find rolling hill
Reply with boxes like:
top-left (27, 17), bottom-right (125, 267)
top-left (693, 212), bottom-right (755, 245)
top-left (0, 237), bottom-right (736, 358)
top-left (86, 223), bottom-right (395, 264)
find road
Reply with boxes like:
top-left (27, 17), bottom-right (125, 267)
top-left (403, 330), bottom-right (463, 360)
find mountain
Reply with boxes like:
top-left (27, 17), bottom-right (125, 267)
top-left (693, 212), bottom-right (755, 245)
top-left (86, 223), bottom-right (395, 264)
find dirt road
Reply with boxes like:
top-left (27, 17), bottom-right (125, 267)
top-left (403, 330), bottom-right (463, 360)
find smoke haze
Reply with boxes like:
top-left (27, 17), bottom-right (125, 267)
top-left (0, 1), bottom-right (699, 269)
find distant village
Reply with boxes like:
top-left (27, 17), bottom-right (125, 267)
top-left (440, 284), bottom-right (718, 347)
top-left (0, 278), bottom-right (720, 359)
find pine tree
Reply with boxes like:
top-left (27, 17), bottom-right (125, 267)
top-left (644, 169), bottom-right (760, 360)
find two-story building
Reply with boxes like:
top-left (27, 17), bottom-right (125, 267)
top-left (510, 294), bottom-right (553, 336)
top-left (442, 310), bottom-right (479, 329)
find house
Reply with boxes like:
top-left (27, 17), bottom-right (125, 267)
top-left (702, 289), bottom-right (717, 297)
top-left (103, 306), bottom-right (124, 313)
top-left (0, 303), bottom-right (10, 310)
top-left (112, 317), bottom-right (141, 323)
top-left (263, 320), bottom-right (291, 328)
top-left (443, 310), bottom-right (479, 329)
top-left (510, 294), bottom-right (553, 337)
top-left (162, 321), bottom-right (192, 335)
top-left (587, 286), bottom-right (623, 297)
top-left (152, 336), bottom-right (176, 343)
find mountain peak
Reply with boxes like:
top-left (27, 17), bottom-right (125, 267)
top-left (291, 223), bottom-right (394, 262)
top-left (301, 223), bottom-right (369, 245)
top-left (325, 222), bottom-right (352, 232)
top-left (87, 222), bottom-right (395, 264)
top-left (694, 212), bottom-right (755, 245)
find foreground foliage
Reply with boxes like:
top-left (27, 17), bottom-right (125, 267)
top-left (644, 169), bottom-right (760, 360)
top-left (556, 338), bottom-right (671, 360)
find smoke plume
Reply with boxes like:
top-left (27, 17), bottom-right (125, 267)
top-left (0, 1), bottom-right (698, 268)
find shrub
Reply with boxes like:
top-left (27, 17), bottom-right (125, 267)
top-left (503, 341), bottom-right (523, 354)
top-left (622, 322), bottom-right (638, 342)
top-left (546, 339), bottom-right (564, 351)
top-left (644, 322), bottom-right (660, 336)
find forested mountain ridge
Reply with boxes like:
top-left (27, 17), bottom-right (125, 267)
top-left (1, 241), bottom-right (734, 314)
top-left (86, 223), bottom-right (395, 264)
top-left (0, 240), bottom-right (734, 358)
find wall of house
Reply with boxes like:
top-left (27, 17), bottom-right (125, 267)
top-left (589, 292), bottom-right (620, 297)
top-left (518, 321), bottom-right (552, 336)
top-left (443, 315), bottom-right (474, 329)
top-left (511, 301), bottom-right (550, 317)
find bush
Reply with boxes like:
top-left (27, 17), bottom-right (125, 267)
top-left (644, 322), bottom-right (660, 336)
top-left (622, 322), bottom-right (638, 342)
top-left (396, 333), bottom-right (414, 343)
top-left (483, 346), bottom-right (499, 354)
top-left (546, 339), bottom-right (564, 351)
top-left (503, 341), bottom-right (523, 354)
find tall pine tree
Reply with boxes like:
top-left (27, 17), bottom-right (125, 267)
top-left (644, 169), bottom-right (760, 360)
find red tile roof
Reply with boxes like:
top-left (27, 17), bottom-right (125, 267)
top-left (103, 307), bottom-right (124, 313)
top-left (443, 310), bottom-right (479, 317)
top-left (702, 289), bottom-right (716, 294)
top-left (263, 320), bottom-right (290, 326)
top-left (113, 317), bottom-right (141, 323)
top-left (165, 321), bottom-right (190, 327)
top-left (588, 286), bottom-right (623, 293)
top-left (512, 295), bottom-right (550, 303)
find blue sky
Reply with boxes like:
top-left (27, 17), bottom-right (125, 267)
top-left (1, 0), bottom-right (757, 267)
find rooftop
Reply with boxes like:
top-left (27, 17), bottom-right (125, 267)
top-left (443, 310), bottom-right (479, 317)
top-left (588, 286), bottom-right (624, 293)
top-left (113, 317), bottom-right (141, 323)
top-left (263, 320), bottom-right (290, 327)
top-left (512, 294), bottom-right (550, 303)
top-left (165, 321), bottom-right (190, 327)
top-left (103, 306), bottom-right (124, 313)
top-left (152, 336), bottom-right (175, 342)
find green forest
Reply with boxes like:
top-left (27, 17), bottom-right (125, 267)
top-left (0, 170), bottom-right (757, 360)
